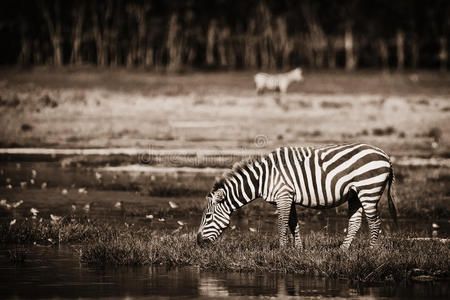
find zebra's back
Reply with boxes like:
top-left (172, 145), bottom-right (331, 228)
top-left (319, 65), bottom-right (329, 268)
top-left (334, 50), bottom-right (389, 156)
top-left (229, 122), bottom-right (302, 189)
top-left (254, 73), bottom-right (280, 90)
top-left (273, 143), bottom-right (391, 208)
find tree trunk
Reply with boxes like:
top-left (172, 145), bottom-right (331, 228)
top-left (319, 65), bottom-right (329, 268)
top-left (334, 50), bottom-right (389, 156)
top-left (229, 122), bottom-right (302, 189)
top-left (411, 38), bottom-right (419, 69)
top-left (206, 20), bottom-right (217, 65)
top-left (344, 22), bottom-right (355, 71)
top-left (166, 14), bottom-right (182, 71)
top-left (18, 20), bottom-right (31, 66)
top-left (396, 30), bottom-right (405, 71)
top-left (327, 37), bottom-right (337, 69)
top-left (218, 27), bottom-right (230, 67)
top-left (145, 48), bottom-right (154, 67)
top-left (439, 37), bottom-right (448, 72)
top-left (70, 4), bottom-right (85, 65)
top-left (377, 39), bottom-right (389, 70)
top-left (91, 1), bottom-right (112, 67)
top-left (41, 1), bottom-right (63, 66)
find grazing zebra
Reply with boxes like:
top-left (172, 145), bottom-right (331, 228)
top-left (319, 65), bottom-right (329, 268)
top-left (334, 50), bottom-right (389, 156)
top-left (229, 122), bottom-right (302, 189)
top-left (197, 143), bottom-right (398, 250)
top-left (254, 68), bottom-right (303, 94)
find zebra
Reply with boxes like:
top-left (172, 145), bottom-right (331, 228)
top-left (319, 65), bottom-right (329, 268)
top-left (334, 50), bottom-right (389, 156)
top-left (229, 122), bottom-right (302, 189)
top-left (254, 68), bottom-right (303, 95)
top-left (197, 143), bottom-right (398, 250)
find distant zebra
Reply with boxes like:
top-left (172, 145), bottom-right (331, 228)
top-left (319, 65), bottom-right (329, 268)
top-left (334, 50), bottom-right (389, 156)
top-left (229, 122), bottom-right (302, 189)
top-left (254, 68), bottom-right (303, 94)
top-left (197, 143), bottom-right (398, 250)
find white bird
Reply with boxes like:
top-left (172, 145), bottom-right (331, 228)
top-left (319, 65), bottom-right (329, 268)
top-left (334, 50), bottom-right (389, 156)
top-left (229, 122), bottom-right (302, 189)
top-left (6, 184), bottom-right (12, 189)
top-left (83, 202), bottom-right (92, 212)
top-left (61, 189), bottom-right (68, 195)
top-left (10, 219), bottom-right (16, 226)
top-left (231, 225), bottom-right (236, 230)
top-left (12, 200), bottom-right (24, 208)
top-left (78, 187), bottom-right (87, 194)
top-left (30, 179), bottom-right (35, 185)
top-left (20, 181), bottom-right (27, 188)
top-left (158, 218), bottom-right (165, 222)
top-left (168, 201), bottom-right (178, 209)
top-left (114, 201), bottom-right (123, 209)
top-left (95, 172), bottom-right (102, 181)
top-left (249, 227), bottom-right (257, 232)
top-left (30, 207), bottom-right (39, 216)
top-left (5, 204), bottom-right (11, 209)
top-left (0, 199), bottom-right (7, 206)
top-left (177, 220), bottom-right (185, 226)
top-left (41, 182), bottom-right (47, 189)
top-left (71, 204), bottom-right (77, 211)
top-left (145, 214), bottom-right (154, 219)
top-left (432, 223), bottom-right (440, 229)
top-left (31, 169), bottom-right (37, 178)
top-left (50, 214), bottom-right (62, 221)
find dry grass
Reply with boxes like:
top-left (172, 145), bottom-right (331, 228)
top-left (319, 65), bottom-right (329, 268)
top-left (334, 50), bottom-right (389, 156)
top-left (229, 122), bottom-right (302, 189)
top-left (0, 69), bottom-right (448, 158)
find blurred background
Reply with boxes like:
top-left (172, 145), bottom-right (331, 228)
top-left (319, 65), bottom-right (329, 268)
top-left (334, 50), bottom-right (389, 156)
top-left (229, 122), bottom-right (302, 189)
top-left (0, 0), bottom-right (449, 70)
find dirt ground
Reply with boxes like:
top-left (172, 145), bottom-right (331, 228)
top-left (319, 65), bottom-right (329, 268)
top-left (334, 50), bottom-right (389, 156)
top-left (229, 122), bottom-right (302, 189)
top-left (0, 68), bottom-right (449, 158)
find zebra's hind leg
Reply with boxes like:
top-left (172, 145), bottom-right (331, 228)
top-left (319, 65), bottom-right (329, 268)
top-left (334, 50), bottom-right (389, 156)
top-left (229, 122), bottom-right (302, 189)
top-left (361, 198), bottom-right (382, 248)
top-left (288, 202), bottom-right (303, 249)
top-left (340, 191), bottom-right (363, 250)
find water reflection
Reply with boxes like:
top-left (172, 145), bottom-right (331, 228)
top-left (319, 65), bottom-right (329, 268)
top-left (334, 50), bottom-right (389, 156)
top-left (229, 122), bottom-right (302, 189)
top-left (0, 245), bottom-right (449, 299)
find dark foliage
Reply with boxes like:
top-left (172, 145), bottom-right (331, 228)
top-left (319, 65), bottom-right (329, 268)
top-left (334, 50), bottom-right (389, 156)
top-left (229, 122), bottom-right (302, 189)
top-left (0, 0), bottom-right (448, 69)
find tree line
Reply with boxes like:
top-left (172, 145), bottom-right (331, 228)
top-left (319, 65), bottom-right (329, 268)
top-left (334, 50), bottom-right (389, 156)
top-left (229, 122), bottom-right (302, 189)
top-left (1, 0), bottom-right (449, 71)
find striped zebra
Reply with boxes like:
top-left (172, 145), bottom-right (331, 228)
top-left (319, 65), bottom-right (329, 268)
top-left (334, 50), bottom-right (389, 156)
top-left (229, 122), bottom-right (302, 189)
top-left (254, 68), bottom-right (303, 94)
top-left (197, 143), bottom-right (398, 250)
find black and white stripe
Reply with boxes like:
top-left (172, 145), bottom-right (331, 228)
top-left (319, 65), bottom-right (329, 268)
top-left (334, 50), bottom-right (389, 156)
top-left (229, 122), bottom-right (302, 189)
top-left (254, 68), bottom-right (303, 94)
top-left (197, 143), bottom-right (398, 249)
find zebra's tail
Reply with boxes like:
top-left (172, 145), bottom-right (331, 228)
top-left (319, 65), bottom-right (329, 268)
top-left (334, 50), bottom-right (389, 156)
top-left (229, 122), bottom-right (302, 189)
top-left (387, 166), bottom-right (399, 229)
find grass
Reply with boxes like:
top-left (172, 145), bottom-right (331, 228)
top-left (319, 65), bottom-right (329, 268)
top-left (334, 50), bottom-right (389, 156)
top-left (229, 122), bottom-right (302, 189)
top-left (0, 218), bottom-right (448, 283)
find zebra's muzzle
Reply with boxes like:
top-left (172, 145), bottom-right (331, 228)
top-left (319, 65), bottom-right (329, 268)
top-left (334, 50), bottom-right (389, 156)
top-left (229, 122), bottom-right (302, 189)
top-left (196, 232), bottom-right (211, 247)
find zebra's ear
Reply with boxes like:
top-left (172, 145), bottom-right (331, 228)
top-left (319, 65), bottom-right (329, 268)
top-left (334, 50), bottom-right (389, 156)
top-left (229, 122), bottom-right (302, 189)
top-left (213, 188), bottom-right (226, 203)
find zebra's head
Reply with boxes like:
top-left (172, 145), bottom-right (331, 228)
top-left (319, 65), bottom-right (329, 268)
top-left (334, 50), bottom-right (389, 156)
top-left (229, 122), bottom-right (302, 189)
top-left (292, 68), bottom-right (303, 82)
top-left (197, 187), bottom-right (231, 246)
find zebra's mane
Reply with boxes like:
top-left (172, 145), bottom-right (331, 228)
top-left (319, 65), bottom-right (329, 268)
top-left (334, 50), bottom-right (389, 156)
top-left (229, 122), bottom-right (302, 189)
top-left (210, 156), bottom-right (262, 193)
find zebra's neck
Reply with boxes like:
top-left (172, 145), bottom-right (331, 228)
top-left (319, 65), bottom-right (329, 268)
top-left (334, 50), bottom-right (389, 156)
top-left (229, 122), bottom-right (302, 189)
top-left (220, 155), bottom-right (282, 211)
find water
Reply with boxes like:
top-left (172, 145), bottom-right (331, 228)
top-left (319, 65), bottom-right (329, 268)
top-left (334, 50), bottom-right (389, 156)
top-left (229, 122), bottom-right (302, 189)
top-left (1, 245), bottom-right (448, 300)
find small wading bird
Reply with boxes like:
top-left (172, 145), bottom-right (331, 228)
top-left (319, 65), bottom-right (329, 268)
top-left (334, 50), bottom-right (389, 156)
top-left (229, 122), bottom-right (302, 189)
top-left (12, 200), bottom-right (23, 208)
top-left (169, 201), bottom-right (179, 209)
top-left (83, 202), bottom-right (92, 212)
top-left (50, 214), bottom-right (62, 222)
top-left (197, 143), bottom-right (398, 250)
top-left (30, 207), bottom-right (39, 216)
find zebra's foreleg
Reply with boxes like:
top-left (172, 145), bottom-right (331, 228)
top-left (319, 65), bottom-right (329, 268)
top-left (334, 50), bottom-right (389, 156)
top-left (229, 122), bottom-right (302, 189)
top-left (288, 202), bottom-right (302, 249)
top-left (276, 199), bottom-right (292, 247)
top-left (341, 192), bottom-right (363, 250)
top-left (361, 199), bottom-right (382, 248)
